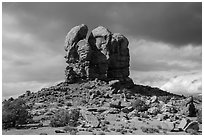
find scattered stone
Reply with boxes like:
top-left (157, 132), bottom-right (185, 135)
top-left (121, 106), bottom-right (134, 113)
top-left (150, 96), bottom-right (158, 103)
top-left (161, 104), bottom-right (177, 113)
top-left (178, 118), bottom-right (191, 131)
top-left (108, 80), bottom-right (120, 86)
top-left (147, 107), bottom-right (160, 115)
top-left (157, 114), bottom-right (165, 121)
top-left (128, 109), bottom-right (140, 117)
top-left (97, 107), bottom-right (109, 113)
top-left (81, 110), bottom-right (99, 127)
top-left (145, 100), bottom-right (151, 105)
top-left (160, 121), bottom-right (175, 132)
top-left (141, 126), bottom-right (160, 133)
top-left (109, 100), bottom-right (121, 108)
top-left (106, 108), bottom-right (120, 114)
top-left (140, 111), bottom-right (149, 118)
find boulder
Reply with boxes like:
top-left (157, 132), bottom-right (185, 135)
top-left (102, 108), bottom-right (120, 114)
top-left (161, 104), bottom-right (177, 113)
top-left (108, 79), bottom-right (120, 86)
top-left (184, 121), bottom-right (199, 132)
top-left (150, 96), bottom-right (158, 103)
top-left (121, 106), bottom-right (134, 113)
top-left (161, 120), bottom-right (175, 131)
top-left (128, 110), bottom-right (140, 117)
top-left (147, 107), bottom-right (160, 115)
top-left (81, 110), bottom-right (99, 127)
top-left (157, 114), bottom-right (165, 121)
top-left (109, 100), bottom-right (121, 108)
top-left (64, 24), bottom-right (88, 63)
top-left (178, 118), bottom-right (191, 131)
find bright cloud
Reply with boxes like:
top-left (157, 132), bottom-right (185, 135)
top-left (161, 72), bottom-right (202, 95)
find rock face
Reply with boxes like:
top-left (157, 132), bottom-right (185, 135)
top-left (64, 24), bottom-right (88, 63)
top-left (88, 26), bottom-right (112, 80)
top-left (108, 33), bottom-right (130, 80)
top-left (64, 24), bottom-right (131, 83)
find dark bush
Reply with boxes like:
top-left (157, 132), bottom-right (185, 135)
top-left (50, 108), bottom-right (80, 127)
top-left (2, 98), bottom-right (31, 129)
top-left (131, 99), bottom-right (148, 112)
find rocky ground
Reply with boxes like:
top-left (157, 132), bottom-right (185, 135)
top-left (2, 79), bottom-right (202, 135)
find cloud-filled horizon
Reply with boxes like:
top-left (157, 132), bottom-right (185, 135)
top-left (2, 2), bottom-right (202, 99)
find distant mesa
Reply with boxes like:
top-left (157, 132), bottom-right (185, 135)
top-left (64, 24), bottom-right (132, 85)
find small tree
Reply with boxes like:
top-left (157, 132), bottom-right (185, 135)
top-left (131, 99), bottom-right (148, 112)
top-left (2, 98), bottom-right (31, 129)
top-left (50, 108), bottom-right (80, 127)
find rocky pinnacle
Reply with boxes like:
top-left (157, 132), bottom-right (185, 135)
top-left (64, 24), bottom-right (132, 85)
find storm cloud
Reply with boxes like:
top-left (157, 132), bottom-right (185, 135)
top-left (3, 2), bottom-right (201, 46)
top-left (2, 2), bottom-right (202, 98)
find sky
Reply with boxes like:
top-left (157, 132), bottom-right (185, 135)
top-left (2, 2), bottom-right (202, 98)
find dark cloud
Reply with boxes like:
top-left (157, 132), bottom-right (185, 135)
top-left (3, 2), bottom-right (202, 46)
top-left (130, 59), bottom-right (195, 72)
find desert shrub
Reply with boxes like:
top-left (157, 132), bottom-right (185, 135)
top-left (196, 109), bottom-right (202, 124)
top-left (141, 126), bottom-right (160, 133)
top-left (2, 98), bottom-right (31, 129)
top-left (63, 126), bottom-right (78, 134)
top-left (50, 108), bottom-right (80, 127)
top-left (131, 99), bottom-right (148, 112)
top-left (158, 96), bottom-right (171, 104)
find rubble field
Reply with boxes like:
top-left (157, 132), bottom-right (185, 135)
top-left (2, 79), bottom-right (202, 135)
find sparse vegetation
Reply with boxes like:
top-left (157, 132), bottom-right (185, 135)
top-left (141, 126), bottom-right (160, 133)
top-left (50, 108), bottom-right (80, 127)
top-left (131, 99), bottom-right (148, 112)
top-left (196, 109), bottom-right (202, 124)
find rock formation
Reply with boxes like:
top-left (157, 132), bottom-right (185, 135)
top-left (64, 24), bottom-right (132, 84)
